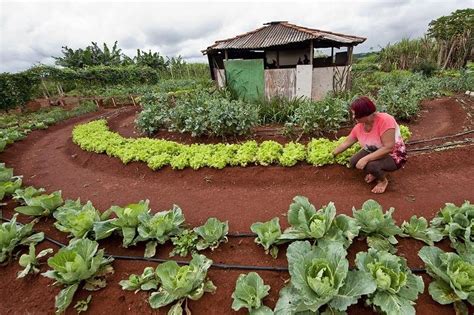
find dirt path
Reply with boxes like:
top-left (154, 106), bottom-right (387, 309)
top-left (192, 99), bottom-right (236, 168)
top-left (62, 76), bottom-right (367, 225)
top-left (0, 96), bottom-right (473, 314)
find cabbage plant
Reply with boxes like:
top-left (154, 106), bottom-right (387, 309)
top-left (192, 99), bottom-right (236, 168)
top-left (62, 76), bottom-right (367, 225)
top-left (232, 272), bottom-right (273, 315)
top-left (251, 217), bottom-right (282, 258)
top-left (400, 215), bottom-right (443, 245)
top-left (17, 243), bottom-right (53, 278)
top-left (138, 205), bottom-right (185, 257)
top-left (430, 201), bottom-right (473, 249)
top-left (356, 249), bottom-right (424, 315)
top-left (193, 217), bottom-right (228, 251)
top-left (274, 240), bottom-right (376, 314)
top-left (119, 266), bottom-right (158, 293)
top-left (149, 254), bottom-right (216, 314)
top-left (42, 238), bottom-right (114, 314)
top-left (279, 196), bottom-right (336, 241)
top-left (353, 200), bottom-right (401, 253)
top-left (419, 246), bottom-right (474, 314)
top-left (93, 200), bottom-right (150, 246)
top-left (13, 186), bottom-right (63, 217)
top-left (0, 163), bottom-right (22, 201)
top-left (54, 199), bottom-right (110, 239)
top-left (0, 214), bottom-right (44, 264)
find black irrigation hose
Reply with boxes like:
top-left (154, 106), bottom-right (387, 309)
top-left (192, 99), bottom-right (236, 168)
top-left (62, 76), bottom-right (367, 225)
top-left (0, 216), bottom-right (427, 274)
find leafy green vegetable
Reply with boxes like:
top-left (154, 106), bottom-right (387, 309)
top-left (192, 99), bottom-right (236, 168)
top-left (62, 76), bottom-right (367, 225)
top-left (251, 217), bottom-right (282, 259)
top-left (42, 238), bottom-right (114, 314)
top-left (400, 215), bottom-right (443, 245)
top-left (13, 187), bottom-right (63, 217)
top-left (0, 163), bottom-right (22, 200)
top-left (232, 272), bottom-right (274, 315)
top-left (353, 200), bottom-right (402, 253)
top-left (93, 200), bottom-right (150, 247)
top-left (74, 295), bottom-right (92, 314)
top-left (149, 254), bottom-right (216, 314)
top-left (54, 199), bottom-right (108, 239)
top-left (430, 201), bottom-right (473, 250)
top-left (0, 214), bottom-right (44, 264)
top-left (193, 217), bottom-right (228, 251)
top-left (17, 243), bottom-right (53, 278)
top-left (280, 196), bottom-right (336, 241)
top-left (419, 246), bottom-right (474, 314)
top-left (170, 229), bottom-right (199, 257)
top-left (356, 249), bottom-right (424, 315)
top-left (274, 240), bottom-right (376, 314)
top-left (119, 266), bottom-right (158, 293)
top-left (138, 205), bottom-right (186, 257)
top-left (322, 214), bottom-right (361, 249)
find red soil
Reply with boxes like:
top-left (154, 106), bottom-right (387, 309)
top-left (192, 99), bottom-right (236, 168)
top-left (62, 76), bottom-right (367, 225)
top-left (0, 96), bottom-right (473, 314)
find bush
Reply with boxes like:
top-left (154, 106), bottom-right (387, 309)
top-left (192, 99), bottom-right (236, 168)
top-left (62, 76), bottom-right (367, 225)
top-left (0, 72), bottom-right (39, 112)
top-left (136, 90), bottom-right (259, 138)
top-left (287, 96), bottom-right (349, 135)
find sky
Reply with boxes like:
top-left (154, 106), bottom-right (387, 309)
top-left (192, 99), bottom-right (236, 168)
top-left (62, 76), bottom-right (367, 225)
top-left (0, 0), bottom-right (471, 73)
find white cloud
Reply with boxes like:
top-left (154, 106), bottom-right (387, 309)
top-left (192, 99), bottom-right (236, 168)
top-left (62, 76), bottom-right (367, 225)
top-left (0, 0), bottom-right (471, 72)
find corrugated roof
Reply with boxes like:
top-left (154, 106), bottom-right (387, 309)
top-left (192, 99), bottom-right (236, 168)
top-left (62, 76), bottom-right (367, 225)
top-left (204, 21), bottom-right (366, 53)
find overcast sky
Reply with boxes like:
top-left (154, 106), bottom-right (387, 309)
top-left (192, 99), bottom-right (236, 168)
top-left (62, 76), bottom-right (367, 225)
top-left (0, 0), bottom-right (471, 73)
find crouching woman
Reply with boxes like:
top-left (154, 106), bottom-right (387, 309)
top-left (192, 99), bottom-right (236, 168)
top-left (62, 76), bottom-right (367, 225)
top-left (332, 96), bottom-right (407, 193)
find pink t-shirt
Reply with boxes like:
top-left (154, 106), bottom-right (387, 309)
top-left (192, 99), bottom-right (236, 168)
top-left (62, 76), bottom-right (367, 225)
top-left (349, 112), bottom-right (407, 167)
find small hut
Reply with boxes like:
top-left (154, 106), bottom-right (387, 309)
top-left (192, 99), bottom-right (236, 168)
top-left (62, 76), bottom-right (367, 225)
top-left (203, 21), bottom-right (366, 101)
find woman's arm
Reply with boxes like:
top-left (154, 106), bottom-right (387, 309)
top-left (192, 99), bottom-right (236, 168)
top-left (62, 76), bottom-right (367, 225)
top-left (355, 129), bottom-right (395, 169)
top-left (332, 135), bottom-right (357, 156)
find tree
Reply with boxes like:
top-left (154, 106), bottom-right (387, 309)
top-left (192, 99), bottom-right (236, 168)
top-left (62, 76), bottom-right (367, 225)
top-left (427, 9), bottom-right (474, 69)
top-left (135, 49), bottom-right (168, 71)
top-left (54, 41), bottom-right (122, 69)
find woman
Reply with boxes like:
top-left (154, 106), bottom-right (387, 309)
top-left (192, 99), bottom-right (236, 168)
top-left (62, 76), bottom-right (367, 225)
top-left (332, 96), bottom-right (407, 194)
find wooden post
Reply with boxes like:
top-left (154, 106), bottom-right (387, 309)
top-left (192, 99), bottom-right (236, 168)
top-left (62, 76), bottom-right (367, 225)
top-left (111, 97), bottom-right (117, 107)
top-left (310, 40), bottom-right (314, 65)
top-left (347, 46), bottom-right (354, 90)
top-left (276, 51), bottom-right (280, 69)
top-left (224, 50), bottom-right (228, 60)
top-left (331, 47), bottom-right (335, 64)
top-left (130, 95), bottom-right (137, 106)
top-left (347, 46), bottom-right (353, 65)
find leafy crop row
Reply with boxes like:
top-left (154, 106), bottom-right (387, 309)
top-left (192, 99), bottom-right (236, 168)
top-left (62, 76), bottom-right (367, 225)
top-left (72, 120), bottom-right (411, 170)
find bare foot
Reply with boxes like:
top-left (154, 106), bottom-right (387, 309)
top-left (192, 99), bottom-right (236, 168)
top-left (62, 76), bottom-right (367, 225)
top-left (372, 178), bottom-right (388, 194)
top-left (365, 174), bottom-right (376, 183)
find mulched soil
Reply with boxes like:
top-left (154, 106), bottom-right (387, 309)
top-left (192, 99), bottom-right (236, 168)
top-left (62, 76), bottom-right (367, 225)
top-left (0, 95), bottom-right (473, 314)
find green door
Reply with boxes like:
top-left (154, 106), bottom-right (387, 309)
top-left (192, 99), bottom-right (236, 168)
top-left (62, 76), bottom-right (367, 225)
top-left (224, 59), bottom-right (264, 102)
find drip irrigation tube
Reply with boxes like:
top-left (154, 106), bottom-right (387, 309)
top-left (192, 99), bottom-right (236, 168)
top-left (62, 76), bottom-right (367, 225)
top-left (408, 139), bottom-right (473, 153)
top-left (0, 216), bottom-right (426, 274)
top-left (406, 129), bottom-right (473, 145)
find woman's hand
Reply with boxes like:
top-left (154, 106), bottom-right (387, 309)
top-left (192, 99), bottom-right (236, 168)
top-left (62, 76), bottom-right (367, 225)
top-left (356, 157), bottom-right (369, 170)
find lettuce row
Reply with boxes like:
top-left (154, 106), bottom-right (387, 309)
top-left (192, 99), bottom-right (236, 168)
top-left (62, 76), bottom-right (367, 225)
top-left (72, 120), bottom-right (411, 170)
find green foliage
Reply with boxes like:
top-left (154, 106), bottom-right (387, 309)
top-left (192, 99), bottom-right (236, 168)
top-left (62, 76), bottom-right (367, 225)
top-left (53, 199), bottom-right (107, 239)
top-left (93, 200), bottom-right (150, 247)
top-left (17, 243), bottom-right (53, 278)
top-left (400, 215), bottom-right (444, 245)
top-left (170, 229), bottom-right (199, 257)
top-left (193, 218), bottom-right (228, 251)
top-left (42, 238), bottom-right (114, 314)
top-left (73, 119), bottom-right (411, 171)
top-left (13, 187), bottom-right (63, 217)
top-left (0, 214), bottom-right (44, 264)
top-left (148, 254), bottom-right (216, 313)
top-left (356, 249), bottom-right (424, 315)
top-left (419, 246), bottom-right (474, 313)
top-left (251, 218), bottom-right (282, 259)
top-left (0, 163), bottom-right (22, 200)
top-left (274, 240), bottom-right (376, 314)
top-left (430, 201), bottom-right (473, 251)
top-left (232, 272), bottom-right (273, 315)
top-left (287, 96), bottom-right (349, 135)
top-left (138, 205), bottom-right (186, 257)
top-left (280, 196), bottom-right (336, 241)
top-left (353, 200), bottom-right (402, 253)
top-left (254, 96), bottom-right (302, 125)
top-left (0, 71), bottom-right (39, 111)
top-left (119, 266), bottom-right (158, 292)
